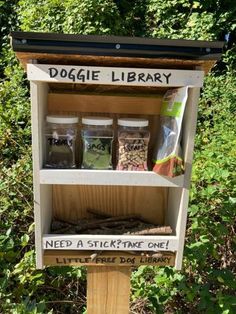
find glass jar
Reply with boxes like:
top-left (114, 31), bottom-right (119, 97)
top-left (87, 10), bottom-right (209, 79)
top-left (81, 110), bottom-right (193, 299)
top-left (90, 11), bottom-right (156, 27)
top-left (81, 117), bottom-right (113, 169)
top-left (116, 118), bottom-right (150, 171)
top-left (44, 115), bottom-right (78, 168)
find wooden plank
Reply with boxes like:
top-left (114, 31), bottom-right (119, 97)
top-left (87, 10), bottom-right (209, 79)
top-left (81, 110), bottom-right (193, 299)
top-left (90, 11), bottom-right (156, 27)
top-left (182, 87), bottom-right (201, 187)
top-left (48, 93), bottom-right (162, 115)
top-left (48, 83), bottom-right (175, 95)
top-left (52, 185), bottom-right (166, 225)
top-left (30, 81), bottom-right (42, 269)
top-left (43, 250), bottom-right (175, 266)
top-left (30, 81), bottom-right (52, 269)
top-left (175, 87), bottom-right (201, 270)
top-left (16, 51), bottom-right (216, 74)
top-left (27, 64), bottom-right (204, 87)
top-left (166, 187), bottom-right (182, 234)
top-left (40, 170), bottom-right (185, 187)
top-left (43, 234), bottom-right (178, 251)
top-left (197, 60), bottom-right (216, 75)
top-left (87, 266), bottom-right (131, 314)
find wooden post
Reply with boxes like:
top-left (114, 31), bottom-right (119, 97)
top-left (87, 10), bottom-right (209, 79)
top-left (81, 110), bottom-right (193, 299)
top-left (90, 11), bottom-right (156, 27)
top-left (87, 266), bottom-right (131, 314)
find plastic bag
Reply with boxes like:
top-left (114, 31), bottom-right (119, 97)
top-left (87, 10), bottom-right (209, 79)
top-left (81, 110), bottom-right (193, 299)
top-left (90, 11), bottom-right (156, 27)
top-left (153, 86), bottom-right (188, 177)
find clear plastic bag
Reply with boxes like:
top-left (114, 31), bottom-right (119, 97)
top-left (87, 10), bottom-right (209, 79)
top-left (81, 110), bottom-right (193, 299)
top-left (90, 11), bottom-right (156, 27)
top-left (153, 87), bottom-right (188, 177)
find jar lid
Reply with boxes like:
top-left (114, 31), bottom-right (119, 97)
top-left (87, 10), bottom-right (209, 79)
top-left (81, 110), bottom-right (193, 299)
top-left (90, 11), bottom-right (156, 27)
top-left (46, 115), bottom-right (79, 124)
top-left (118, 118), bottom-right (149, 127)
top-left (82, 116), bottom-right (113, 126)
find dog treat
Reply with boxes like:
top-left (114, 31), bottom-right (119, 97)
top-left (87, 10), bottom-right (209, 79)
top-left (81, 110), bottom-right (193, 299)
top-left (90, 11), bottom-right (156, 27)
top-left (153, 87), bottom-right (188, 177)
top-left (117, 118), bottom-right (150, 171)
top-left (81, 117), bottom-right (113, 170)
top-left (44, 115), bottom-right (78, 168)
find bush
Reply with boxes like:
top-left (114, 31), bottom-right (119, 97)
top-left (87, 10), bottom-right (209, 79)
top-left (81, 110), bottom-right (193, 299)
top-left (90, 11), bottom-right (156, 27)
top-left (0, 1), bottom-right (236, 313)
top-left (18, 0), bottom-right (125, 35)
top-left (146, 0), bottom-right (236, 40)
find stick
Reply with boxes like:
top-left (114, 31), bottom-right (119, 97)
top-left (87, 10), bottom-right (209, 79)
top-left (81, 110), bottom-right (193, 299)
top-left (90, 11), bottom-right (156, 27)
top-left (99, 215), bottom-right (141, 223)
top-left (87, 208), bottom-right (111, 219)
top-left (125, 226), bottom-right (172, 235)
top-left (90, 251), bottom-right (103, 261)
top-left (75, 215), bottom-right (141, 232)
top-left (151, 252), bottom-right (163, 258)
top-left (87, 209), bottom-right (152, 224)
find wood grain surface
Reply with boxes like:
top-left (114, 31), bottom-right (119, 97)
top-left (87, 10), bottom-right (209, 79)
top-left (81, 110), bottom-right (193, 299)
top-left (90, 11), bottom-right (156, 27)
top-left (16, 51), bottom-right (215, 74)
top-left (43, 250), bottom-right (175, 267)
top-left (53, 185), bottom-right (167, 225)
top-left (87, 266), bottom-right (131, 314)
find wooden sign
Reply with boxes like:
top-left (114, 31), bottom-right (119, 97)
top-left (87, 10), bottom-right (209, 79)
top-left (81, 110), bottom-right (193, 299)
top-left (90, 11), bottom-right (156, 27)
top-left (44, 250), bottom-right (175, 267)
top-left (27, 64), bottom-right (204, 87)
top-left (43, 234), bottom-right (178, 251)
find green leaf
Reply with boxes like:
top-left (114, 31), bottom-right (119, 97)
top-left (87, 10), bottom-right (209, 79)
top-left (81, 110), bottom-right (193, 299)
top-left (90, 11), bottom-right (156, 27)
top-left (20, 234), bottom-right (29, 247)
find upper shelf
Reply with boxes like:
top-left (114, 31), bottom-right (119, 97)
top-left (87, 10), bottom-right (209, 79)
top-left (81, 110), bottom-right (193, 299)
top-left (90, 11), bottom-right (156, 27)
top-left (40, 169), bottom-right (185, 187)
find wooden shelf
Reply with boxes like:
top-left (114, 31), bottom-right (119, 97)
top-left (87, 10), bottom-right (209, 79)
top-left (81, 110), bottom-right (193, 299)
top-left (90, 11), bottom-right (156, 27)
top-left (40, 169), bottom-right (185, 187)
top-left (43, 234), bottom-right (178, 251)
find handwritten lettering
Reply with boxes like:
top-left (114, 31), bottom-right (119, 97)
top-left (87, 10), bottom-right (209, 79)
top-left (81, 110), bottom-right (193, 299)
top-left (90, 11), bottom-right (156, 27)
top-left (127, 72), bottom-right (136, 82)
top-left (148, 241), bottom-right (166, 249)
top-left (56, 257), bottom-right (90, 264)
top-left (77, 240), bottom-right (84, 248)
top-left (163, 73), bottom-right (172, 84)
top-left (121, 241), bottom-right (144, 249)
top-left (48, 67), bottom-right (58, 78)
top-left (68, 68), bottom-right (76, 81)
top-left (48, 67), bottom-right (172, 85)
top-left (140, 256), bottom-right (171, 264)
top-left (120, 257), bottom-right (135, 264)
top-left (96, 257), bottom-right (116, 264)
top-left (54, 255), bottom-right (173, 266)
top-left (48, 67), bottom-right (101, 82)
top-left (111, 71), bottom-right (171, 84)
top-left (44, 239), bottom-right (171, 250)
top-left (45, 240), bottom-right (72, 249)
top-left (48, 138), bottom-right (73, 147)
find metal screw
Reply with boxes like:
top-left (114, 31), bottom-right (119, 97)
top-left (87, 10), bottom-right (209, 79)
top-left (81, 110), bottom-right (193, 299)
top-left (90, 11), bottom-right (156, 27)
top-left (116, 44), bottom-right (121, 49)
top-left (22, 39), bottom-right (27, 44)
top-left (206, 48), bottom-right (211, 53)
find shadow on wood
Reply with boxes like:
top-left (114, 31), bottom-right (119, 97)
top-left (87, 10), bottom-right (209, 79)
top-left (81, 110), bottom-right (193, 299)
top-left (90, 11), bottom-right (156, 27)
top-left (87, 266), bottom-right (131, 314)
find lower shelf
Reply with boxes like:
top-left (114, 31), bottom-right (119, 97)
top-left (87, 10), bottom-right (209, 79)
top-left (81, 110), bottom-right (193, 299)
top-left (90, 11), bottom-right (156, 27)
top-left (40, 169), bottom-right (185, 187)
top-left (43, 234), bottom-right (178, 251)
top-left (43, 250), bottom-right (176, 267)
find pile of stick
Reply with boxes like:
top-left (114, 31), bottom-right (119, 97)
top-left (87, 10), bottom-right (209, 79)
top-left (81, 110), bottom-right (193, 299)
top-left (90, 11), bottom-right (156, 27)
top-left (51, 209), bottom-right (172, 236)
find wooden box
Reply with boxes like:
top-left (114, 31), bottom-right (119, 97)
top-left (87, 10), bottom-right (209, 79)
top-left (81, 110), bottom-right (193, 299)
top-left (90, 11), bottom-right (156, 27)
top-left (11, 32), bottom-right (223, 270)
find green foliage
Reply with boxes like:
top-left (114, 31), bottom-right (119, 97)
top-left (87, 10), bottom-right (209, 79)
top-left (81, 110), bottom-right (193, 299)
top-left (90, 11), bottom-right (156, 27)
top-left (131, 266), bottom-right (184, 312)
top-left (18, 0), bottom-right (125, 35)
top-left (0, 1), bottom-right (19, 77)
top-left (183, 72), bottom-right (236, 313)
top-left (146, 0), bottom-right (236, 40)
top-left (62, 0), bottom-right (124, 35)
top-left (0, 54), bottom-right (31, 166)
top-left (130, 70), bottom-right (236, 313)
top-left (0, 0), bottom-right (18, 41)
top-left (0, 0), bottom-right (236, 313)
top-left (17, 0), bottom-right (65, 33)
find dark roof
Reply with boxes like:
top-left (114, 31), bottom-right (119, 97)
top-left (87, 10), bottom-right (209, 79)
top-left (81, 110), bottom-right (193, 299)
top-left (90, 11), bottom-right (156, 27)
top-left (11, 31), bottom-right (224, 60)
